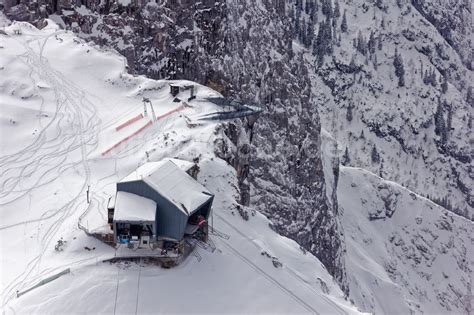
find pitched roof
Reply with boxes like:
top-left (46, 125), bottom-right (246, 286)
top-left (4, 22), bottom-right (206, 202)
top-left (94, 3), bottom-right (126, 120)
top-left (120, 158), bottom-right (194, 183)
top-left (120, 159), bottom-right (212, 215)
top-left (114, 191), bottom-right (156, 222)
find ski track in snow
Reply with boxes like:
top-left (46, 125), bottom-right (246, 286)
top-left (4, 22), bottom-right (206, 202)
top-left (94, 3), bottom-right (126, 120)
top-left (0, 31), bottom-right (100, 307)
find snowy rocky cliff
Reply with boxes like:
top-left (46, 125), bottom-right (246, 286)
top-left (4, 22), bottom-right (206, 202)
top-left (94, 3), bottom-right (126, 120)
top-left (3, 0), bottom-right (473, 313)
top-left (311, 0), bottom-right (473, 220)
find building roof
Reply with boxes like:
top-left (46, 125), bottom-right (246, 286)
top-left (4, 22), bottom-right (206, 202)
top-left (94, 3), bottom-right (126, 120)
top-left (120, 159), bottom-right (212, 215)
top-left (121, 158), bottom-right (194, 183)
top-left (114, 191), bottom-right (156, 222)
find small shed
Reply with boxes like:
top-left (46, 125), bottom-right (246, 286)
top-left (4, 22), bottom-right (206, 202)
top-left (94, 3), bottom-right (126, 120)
top-left (114, 159), bottom-right (214, 243)
top-left (113, 191), bottom-right (156, 246)
top-left (170, 84), bottom-right (180, 97)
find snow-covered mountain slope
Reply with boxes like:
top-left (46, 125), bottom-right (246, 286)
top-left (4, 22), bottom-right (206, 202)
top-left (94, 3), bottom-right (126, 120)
top-left (310, 0), bottom-right (473, 219)
top-left (0, 20), bottom-right (360, 314)
top-left (4, 2), bottom-right (348, 295)
top-left (2, 1), bottom-right (473, 314)
top-left (338, 166), bottom-right (473, 314)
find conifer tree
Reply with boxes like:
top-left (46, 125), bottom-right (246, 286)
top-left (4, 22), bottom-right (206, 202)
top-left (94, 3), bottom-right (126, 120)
top-left (341, 10), bottom-right (348, 33)
top-left (368, 31), bottom-right (376, 54)
top-left (334, 0), bottom-right (341, 18)
top-left (321, 0), bottom-right (333, 17)
top-left (341, 147), bottom-right (351, 166)
top-left (440, 75), bottom-right (448, 93)
top-left (371, 145), bottom-right (380, 163)
top-left (393, 48), bottom-right (405, 87)
top-left (467, 87), bottom-right (474, 107)
top-left (356, 31), bottom-right (366, 55)
top-left (434, 99), bottom-right (447, 143)
top-left (346, 105), bottom-right (353, 122)
top-left (431, 69), bottom-right (437, 87)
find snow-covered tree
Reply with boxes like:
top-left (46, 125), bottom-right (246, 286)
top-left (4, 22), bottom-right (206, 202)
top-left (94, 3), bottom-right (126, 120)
top-left (368, 31), bottom-right (376, 54)
top-left (341, 10), bottom-right (348, 33)
top-left (341, 147), bottom-right (351, 166)
top-left (440, 75), bottom-right (448, 93)
top-left (371, 145), bottom-right (380, 163)
top-left (434, 99), bottom-right (447, 143)
top-left (334, 0), bottom-right (341, 18)
top-left (467, 86), bottom-right (474, 107)
top-left (321, 0), bottom-right (333, 18)
top-left (356, 31), bottom-right (367, 55)
top-left (393, 48), bottom-right (405, 87)
top-left (346, 105), bottom-right (353, 122)
top-left (314, 18), bottom-right (333, 66)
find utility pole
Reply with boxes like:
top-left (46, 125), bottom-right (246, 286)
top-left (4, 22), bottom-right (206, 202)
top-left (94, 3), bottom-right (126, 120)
top-left (87, 185), bottom-right (90, 204)
top-left (142, 98), bottom-right (157, 122)
top-left (143, 98), bottom-right (148, 117)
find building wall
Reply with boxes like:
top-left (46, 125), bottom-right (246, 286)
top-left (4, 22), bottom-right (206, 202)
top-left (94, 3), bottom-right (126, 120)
top-left (117, 180), bottom-right (188, 241)
top-left (190, 196), bottom-right (214, 220)
top-left (113, 220), bottom-right (155, 242)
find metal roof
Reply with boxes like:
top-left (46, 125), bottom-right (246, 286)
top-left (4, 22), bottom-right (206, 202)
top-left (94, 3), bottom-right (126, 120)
top-left (120, 158), bottom-right (194, 183)
top-left (120, 159), bottom-right (212, 215)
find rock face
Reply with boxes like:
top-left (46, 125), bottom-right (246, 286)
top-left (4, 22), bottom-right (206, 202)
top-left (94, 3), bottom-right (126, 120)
top-left (411, 0), bottom-right (472, 70)
top-left (339, 166), bottom-right (473, 314)
top-left (310, 0), bottom-right (473, 219)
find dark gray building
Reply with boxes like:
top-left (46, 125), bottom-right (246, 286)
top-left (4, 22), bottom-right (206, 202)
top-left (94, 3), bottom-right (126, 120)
top-left (113, 159), bottom-right (213, 246)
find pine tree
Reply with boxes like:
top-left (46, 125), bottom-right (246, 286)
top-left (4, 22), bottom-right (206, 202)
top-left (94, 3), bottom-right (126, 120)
top-left (321, 0), bottom-right (333, 18)
top-left (341, 10), bottom-right (348, 33)
top-left (467, 86), bottom-right (474, 107)
top-left (288, 39), bottom-right (294, 60)
top-left (349, 54), bottom-right (357, 69)
top-left (308, 0), bottom-right (317, 22)
top-left (294, 14), bottom-right (301, 40)
top-left (440, 75), bottom-right (448, 93)
top-left (346, 105), bottom-right (353, 121)
top-left (306, 20), bottom-right (314, 47)
top-left (434, 99), bottom-right (447, 143)
top-left (423, 69), bottom-right (429, 85)
top-left (334, 0), bottom-right (341, 18)
top-left (314, 24), bottom-right (325, 65)
top-left (368, 31), bottom-right (376, 54)
top-left (371, 145), bottom-right (380, 163)
top-left (357, 31), bottom-right (367, 55)
top-left (325, 18), bottom-right (334, 54)
top-left (431, 70), bottom-right (437, 87)
top-left (295, 0), bottom-right (303, 11)
top-left (446, 103), bottom-right (452, 132)
top-left (341, 147), bottom-right (351, 166)
top-left (393, 48), bottom-right (405, 87)
top-left (314, 18), bottom-right (333, 65)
